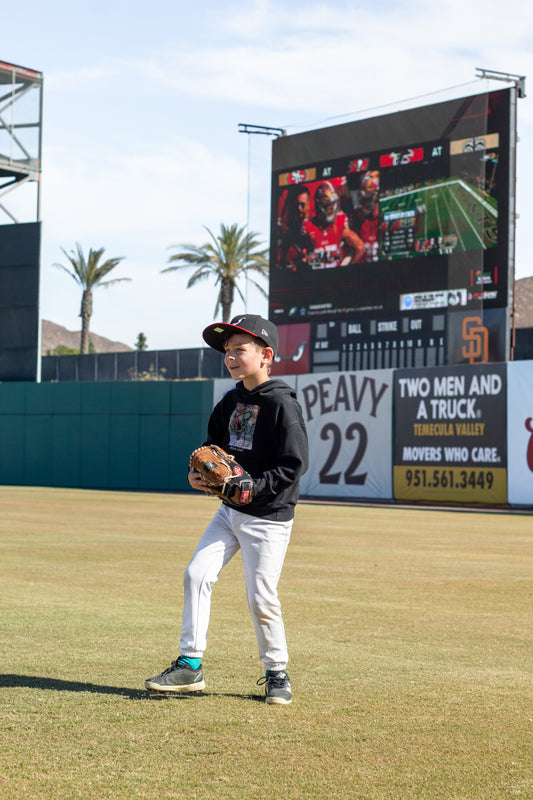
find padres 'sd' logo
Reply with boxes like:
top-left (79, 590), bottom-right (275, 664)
top-left (462, 316), bottom-right (489, 364)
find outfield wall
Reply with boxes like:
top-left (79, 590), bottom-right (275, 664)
top-left (0, 361), bottom-right (531, 506)
top-left (0, 381), bottom-right (213, 491)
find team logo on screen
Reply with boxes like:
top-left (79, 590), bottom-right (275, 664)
top-left (288, 170), bottom-right (307, 184)
top-left (348, 158), bottom-right (369, 172)
top-left (450, 133), bottom-right (499, 155)
top-left (380, 147), bottom-right (424, 167)
top-left (461, 316), bottom-right (489, 364)
top-left (278, 168), bottom-right (317, 186)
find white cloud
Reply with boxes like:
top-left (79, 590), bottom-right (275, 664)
top-left (29, 0), bottom-right (533, 350)
top-left (121, 0), bottom-right (532, 127)
top-left (42, 137), bottom-right (248, 238)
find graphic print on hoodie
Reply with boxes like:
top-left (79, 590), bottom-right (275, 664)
top-left (228, 403), bottom-right (260, 450)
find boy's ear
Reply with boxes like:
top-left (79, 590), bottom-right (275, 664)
top-left (262, 346), bottom-right (274, 363)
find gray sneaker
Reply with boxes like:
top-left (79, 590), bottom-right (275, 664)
top-left (257, 670), bottom-right (292, 705)
top-left (145, 657), bottom-right (205, 693)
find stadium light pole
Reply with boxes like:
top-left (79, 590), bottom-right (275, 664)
top-left (475, 68), bottom-right (526, 361)
top-left (238, 123), bottom-right (286, 311)
top-left (475, 68), bottom-right (526, 98)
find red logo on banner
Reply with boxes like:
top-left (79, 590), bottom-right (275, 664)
top-left (380, 147), bottom-right (424, 167)
top-left (526, 418), bottom-right (533, 472)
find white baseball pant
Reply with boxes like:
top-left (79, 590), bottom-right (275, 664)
top-left (179, 503), bottom-right (293, 671)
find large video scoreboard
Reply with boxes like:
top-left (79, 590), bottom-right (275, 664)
top-left (269, 89), bottom-right (516, 375)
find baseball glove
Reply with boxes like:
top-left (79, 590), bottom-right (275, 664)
top-left (189, 444), bottom-right (254, 506)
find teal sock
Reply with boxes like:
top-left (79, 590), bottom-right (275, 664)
top-left (180, 656), bottom-right (201, 670)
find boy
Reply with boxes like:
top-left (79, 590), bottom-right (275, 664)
top-left (145, 314), bottom-right (308, 704)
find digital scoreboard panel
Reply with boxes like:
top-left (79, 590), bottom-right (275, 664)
top-left (269, 90), bottom-right (515, 376)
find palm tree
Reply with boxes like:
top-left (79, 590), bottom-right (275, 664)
top-left (54, 243), bottom-right (130, 354)
top-left (162, 223), bottom-right (269, 322)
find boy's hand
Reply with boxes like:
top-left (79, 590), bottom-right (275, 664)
top-left (188, 469), bottom-right (213, 493)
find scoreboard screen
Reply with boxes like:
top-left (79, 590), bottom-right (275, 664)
top-left (269, 90), bottom-right (515, 375)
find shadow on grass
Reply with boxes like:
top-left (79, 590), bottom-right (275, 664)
top-left (0, 674), bottom-right (264, 702)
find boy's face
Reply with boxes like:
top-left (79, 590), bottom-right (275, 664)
top-left (224, 333), bottom-right (272, 386)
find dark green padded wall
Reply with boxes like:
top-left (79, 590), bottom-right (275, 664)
top-left (0, 381), bottom-right (213, 490)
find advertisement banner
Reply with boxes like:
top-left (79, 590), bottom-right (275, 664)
top-left (394, 364), bottom-right (507, 504)
top-left (296, 370), bottom-right (393, 499)
top-left (507, 361), bottom-right (533, 506)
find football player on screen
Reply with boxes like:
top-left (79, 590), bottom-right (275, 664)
top-left (348, 170), bottom-right (380, 263)
top-left (304, 180), bottom-right (365, 269)
top-left (277, 184), bottom-right (314, 271)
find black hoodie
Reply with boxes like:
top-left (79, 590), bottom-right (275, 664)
top-left (205, 379), bottom-right (308, 521)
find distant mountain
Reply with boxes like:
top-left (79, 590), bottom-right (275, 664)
top-left (42, 320), bottom-right (134, 356)
top-left (514, 276), bottom-right (533, 328)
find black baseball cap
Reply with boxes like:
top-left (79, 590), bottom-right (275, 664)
top-left (202, 314), bottom-right (279, 355)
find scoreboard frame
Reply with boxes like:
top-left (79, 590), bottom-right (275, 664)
top-left (269, 89), bottom-right (517, 376)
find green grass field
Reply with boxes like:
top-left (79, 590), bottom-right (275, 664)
top-left (1, 487), bottom-right (531, 799)
top-left (380, 178), bottom-right (498, 256)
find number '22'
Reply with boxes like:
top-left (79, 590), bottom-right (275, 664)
top-left (319, 422), bottom-right (368, 485)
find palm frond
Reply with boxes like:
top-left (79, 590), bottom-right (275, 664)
top-left (164, 223), bottom-right (269, 320)
top-left (245, 277), bottom-right (269, 298)
top-left (98, 277), bottom-right (132, 288)
top-left (54, 243), bottom-right (128, 290)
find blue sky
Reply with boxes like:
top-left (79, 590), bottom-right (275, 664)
top-left (3, 0), bottom-right (532, 349)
